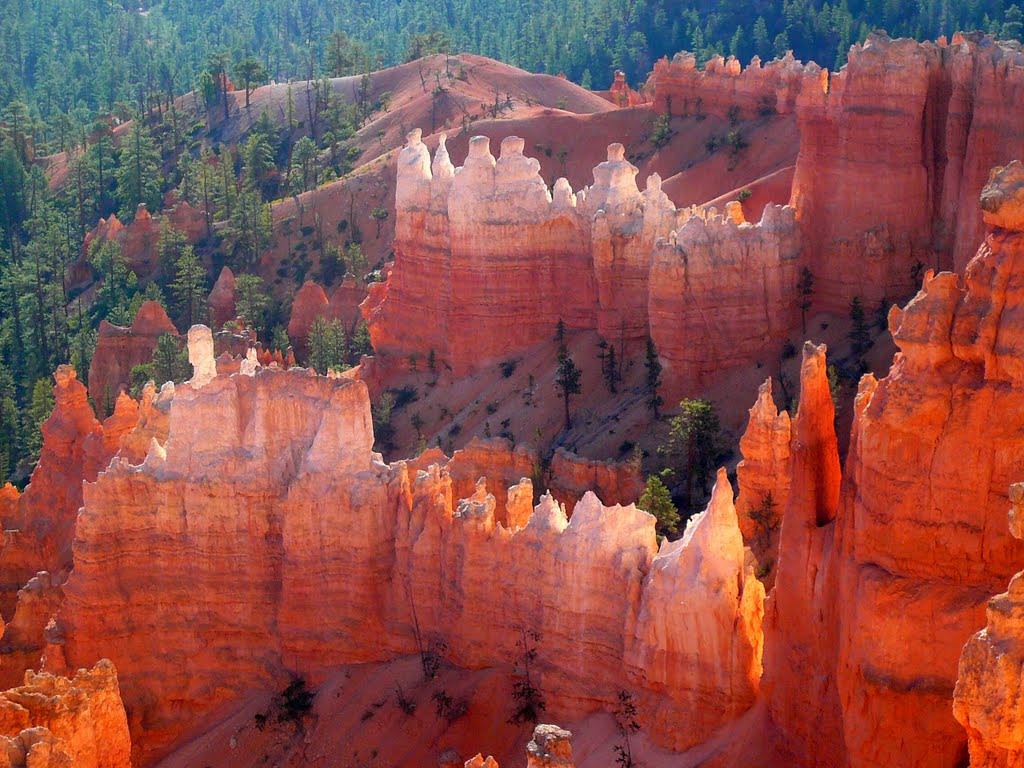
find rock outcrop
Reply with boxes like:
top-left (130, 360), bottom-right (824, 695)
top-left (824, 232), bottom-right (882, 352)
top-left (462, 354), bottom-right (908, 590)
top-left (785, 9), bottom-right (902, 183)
top-left (55, 327), bottom-right (763, 763)
top-left (87, 300), bottom-right (178, 403)
top-left (364, 130), bottom-right (800, 396)
top-left (735, 378), bottom-right (791, 550)
top-left (73, 202), bottom-right (206, 289)
top-left (207, 266), bottom-right (237, 329)
top-left (287, 278), bottom-right (365, 358)
top-left (0, 660), bottom-right (131, 768)
top-left (650, 32), bottom-right (1024, 311)
top-left (626, 468), bottom-right (764, 750)
top-left (465, 724), bottom-right (575, 768)
top-left (0, 367), bottom-right (138, 690)
top-left (760, 162), bottom-right (1024, 766)
top-left (954, 484), bottom-right (1024, 768)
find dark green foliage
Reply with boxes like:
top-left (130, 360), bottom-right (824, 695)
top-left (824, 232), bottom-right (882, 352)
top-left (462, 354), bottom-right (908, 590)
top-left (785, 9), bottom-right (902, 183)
top-left (613, 690), bottom-right (641, 768)
top-left (644, 338), bottom-right (663, 416)
top-left (849, 296), bottom-right (872, 356)
top-left (660, 399), bottom-right (723, 513)
top-left (798, 266), bottom-right (814, 334)
top-left (150, 333), bottom-right (191, 386)
top-left (748, 491), bottom-right (780, 551)
top-left (650, 113), bottom-right (672, 148)
top-left (638, 475), bottom-right (680, 538)
top-left (555, 339), bottom-right (582, 431)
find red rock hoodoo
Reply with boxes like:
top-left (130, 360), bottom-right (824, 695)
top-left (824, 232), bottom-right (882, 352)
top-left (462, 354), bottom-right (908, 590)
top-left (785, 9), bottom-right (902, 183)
top-left (87, 300), bottom-right (178, 403)
top-left (54, 333), bottom-right (763, 763)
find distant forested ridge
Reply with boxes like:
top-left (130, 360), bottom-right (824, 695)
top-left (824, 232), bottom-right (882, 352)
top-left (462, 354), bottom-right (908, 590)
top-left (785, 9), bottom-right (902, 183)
top-left (3, 0), bottom-right (1024, 151)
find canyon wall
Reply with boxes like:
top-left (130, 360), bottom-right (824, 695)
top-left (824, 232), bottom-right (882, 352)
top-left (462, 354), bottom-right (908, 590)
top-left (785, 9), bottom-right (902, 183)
top-left (363, 129), bottom-right (800, 396)
top-left (54, 341), bottom-right (762, 763)
top-left (757, 162), bottom-right (1024, 766)
top-left (651, 32), bottom-right (1024, 311)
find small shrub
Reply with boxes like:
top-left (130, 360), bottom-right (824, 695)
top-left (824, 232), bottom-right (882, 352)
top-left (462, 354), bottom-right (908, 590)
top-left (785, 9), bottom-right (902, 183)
top-left (391, 386), bottom-right (419, 410)
top-left (738, 188), bottom-right (753, 202)
top-left (396, 685), bottom-right (417, 715)
top-left (650, 113), bottom-right (671, 148)
top-left (432, 690), bottom-right (468, 722)
top-left (485, 401), bottom-right (498, 415)
top-left (499, 358), bottom-right (519, 378)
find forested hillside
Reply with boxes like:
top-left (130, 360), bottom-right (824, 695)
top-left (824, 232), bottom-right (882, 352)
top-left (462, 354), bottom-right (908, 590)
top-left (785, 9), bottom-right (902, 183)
top-left (3, 0), bottom-right (1024, 150)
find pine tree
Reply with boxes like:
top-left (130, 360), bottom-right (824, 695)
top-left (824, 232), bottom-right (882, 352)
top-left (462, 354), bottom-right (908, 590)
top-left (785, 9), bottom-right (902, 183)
top-left (116, 120), bottom-right (161, 221)
top-left (644, 338), bottom-right (663, 416)
top-left (555, 342), bottom-right (582, 431)
top-left (150, 332), bottom-right (190, 385)
top-left (639, 475), bottom-right (680, 538)
top-left (235, 273), bottom-right (269, 335)
top-left (170, 246), bottom-right (207, 328)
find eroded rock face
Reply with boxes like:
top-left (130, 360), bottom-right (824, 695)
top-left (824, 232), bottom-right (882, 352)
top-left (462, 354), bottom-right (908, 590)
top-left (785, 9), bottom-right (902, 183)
top-left (364, 131), bottom-right (800, 395)
top-left (525, 725), bottom-right (574, 768)
top-left (55, 360), bottom-right (762, 763)
top-left (0, 660), bottom-right (131, 768)
top-left (626, 469), bottom-right (764, 751)
top-left (735, 378), bottom-right (791, 552)
top-left (954, 484), bottom-right (1024, 768)
top-left (650, 33), bottom-right (1024, 310)
top-left (763, 163), bottom-right (1024, 767)
top-left (207, 266), bottom-right (237, 329)
top-left (0, 367), bottom-right (138, 689)
top-left (87, 301), bottom-right (178, 403)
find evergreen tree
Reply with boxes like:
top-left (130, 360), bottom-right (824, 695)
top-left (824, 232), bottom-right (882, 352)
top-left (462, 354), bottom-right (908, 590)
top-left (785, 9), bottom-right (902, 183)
top-left (170, 246), bottom-right (207, 328)
top-left (116, 120), bottom-right (161, 221)
top-left (235, 273), bottom-right (269, 335)
top-left (660, 399), bottom-right (721, 512)
top-left (639, 475), bottom-right (680, 538)
top-left (150, 332), bottom-right (190, 385)
top-left (233, 57), bottom-right (267, 108)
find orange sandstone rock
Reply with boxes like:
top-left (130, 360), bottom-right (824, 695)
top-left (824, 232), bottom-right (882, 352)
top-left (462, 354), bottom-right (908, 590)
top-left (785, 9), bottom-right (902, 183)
top-left (207, 266), bottom-right (237, 329)
top-left (56, 330), bottom-right (765, 762)
top-left (0, 660), bottom-right (131, 768)
top-left (87, 300), bottom-right (178, 403)
top-left (735, 378), bottom-right (791, 550)
top-left (954, 484), bottom-right (1024, 768)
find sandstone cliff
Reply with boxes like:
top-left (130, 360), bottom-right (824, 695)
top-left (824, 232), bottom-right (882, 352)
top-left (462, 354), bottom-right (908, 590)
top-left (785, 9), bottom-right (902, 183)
top-left (650, 32), bottom-right (1024, 313)
top-left (0, 367), bottom-right (138, 688)
top-left (55, 331), bottom-right (762, 763)
top-left (758, 162), bottom-right (1024, 766)
top-left (954, 483), bottom-right (1024, 768)
top-left (364, 129), bottom-right (801, 399)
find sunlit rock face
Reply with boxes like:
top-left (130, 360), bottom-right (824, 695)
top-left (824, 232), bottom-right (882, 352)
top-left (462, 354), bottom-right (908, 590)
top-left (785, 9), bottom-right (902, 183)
top-left (364, 129), bottom-right (799, 397)
top-left (87, 300), bottom-right (177, 403)
top-left (763, 162), bottom-right (1024, 767)
top-left (52, 332), bottom-right (763, 763)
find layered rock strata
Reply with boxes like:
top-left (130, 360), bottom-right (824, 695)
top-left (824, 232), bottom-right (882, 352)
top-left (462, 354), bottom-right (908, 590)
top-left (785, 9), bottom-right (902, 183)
top-left (364, 129), bottom-right (800, 394)
top-left (0, 367), bottom-right (139, 686)
top-left (652, 32), bottom-right (1024, 307)
top-left (954, 483), bottom-right (1024, 768)
top-left (55, 333), bottom-right (762, 762)
top-left (760, 163), bottom-right (1024, 766)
